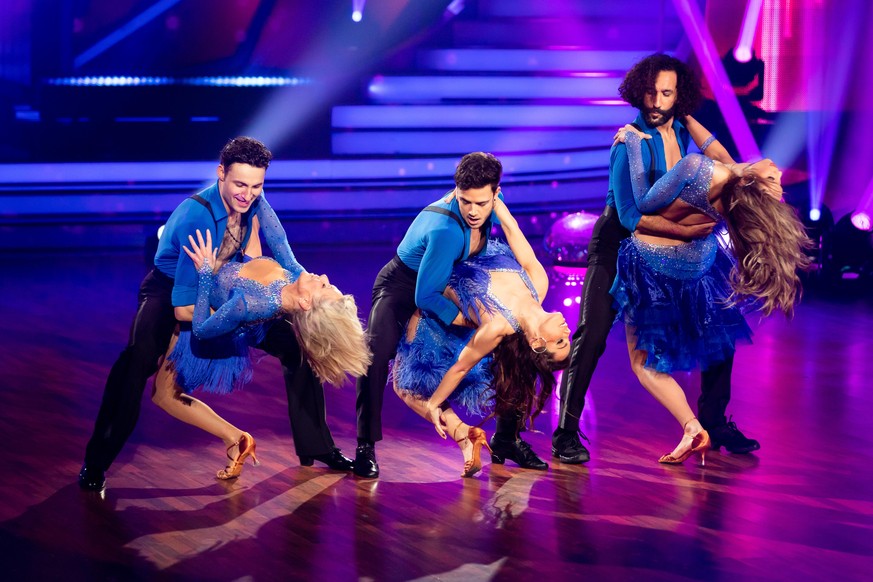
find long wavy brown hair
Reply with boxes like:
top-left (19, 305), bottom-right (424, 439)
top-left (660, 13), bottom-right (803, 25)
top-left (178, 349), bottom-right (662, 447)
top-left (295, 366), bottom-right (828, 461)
top-left (490, 332), bottom-right (569, 425)
top-left (722, 173), bottom-right (814, 317)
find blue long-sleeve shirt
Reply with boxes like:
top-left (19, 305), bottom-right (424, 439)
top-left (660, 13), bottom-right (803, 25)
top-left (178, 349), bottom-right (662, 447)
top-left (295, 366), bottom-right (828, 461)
top-left (605, 113), bottom-right (691, 232)
top-left (397, 193), bottom-right (490, 326)
top-left (155, 182), bottom-right (301, 307)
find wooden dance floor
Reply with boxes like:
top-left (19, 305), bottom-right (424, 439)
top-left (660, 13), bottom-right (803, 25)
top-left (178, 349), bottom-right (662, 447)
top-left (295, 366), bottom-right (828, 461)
top-left (3, 244), bottom-right (872, 581)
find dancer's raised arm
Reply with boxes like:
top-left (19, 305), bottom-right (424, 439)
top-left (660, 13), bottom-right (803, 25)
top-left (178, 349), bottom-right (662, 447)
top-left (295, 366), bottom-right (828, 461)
top-left (493, 195), bottom-right (548, 301)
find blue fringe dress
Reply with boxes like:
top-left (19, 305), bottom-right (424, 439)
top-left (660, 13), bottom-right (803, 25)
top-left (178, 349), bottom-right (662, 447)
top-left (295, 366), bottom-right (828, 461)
top-left (167, 199), bottom-right (306, 394)
top-left (610, 135), bottom-right (752, 373)
top-left (392, 241), bottom-right (538, 416)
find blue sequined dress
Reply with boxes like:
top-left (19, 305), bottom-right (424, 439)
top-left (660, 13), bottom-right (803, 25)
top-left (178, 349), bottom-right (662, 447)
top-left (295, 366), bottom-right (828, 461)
top-left (392, 241), bottom-right (538, 415)
top-left (168, 200), bottom-right (305, 394)
top-left (609, 133), bottom-right (752, 373)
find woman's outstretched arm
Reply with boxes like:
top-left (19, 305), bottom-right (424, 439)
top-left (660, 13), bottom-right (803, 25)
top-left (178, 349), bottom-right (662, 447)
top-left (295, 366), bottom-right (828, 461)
top-left (493, 196), bottom-right (549, 301)
top-left (425, 319), bottom-right (510, 437)
top-left (624, 131), bottom-right (709, 214)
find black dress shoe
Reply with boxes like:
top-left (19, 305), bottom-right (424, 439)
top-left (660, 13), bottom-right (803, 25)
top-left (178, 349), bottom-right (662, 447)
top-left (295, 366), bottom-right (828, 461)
top-left (551, 429), bottom-right (591, 464)
top-left (709, 419), bottom-right (760, 454)
top-left (353, 443), bottom-right (379, 478)
top-left (489, 437), bottom-right (548, 470)
top-left (78, 464), bottom-right (106, 491)
top-left (299, 448), bottom-right (354, 471)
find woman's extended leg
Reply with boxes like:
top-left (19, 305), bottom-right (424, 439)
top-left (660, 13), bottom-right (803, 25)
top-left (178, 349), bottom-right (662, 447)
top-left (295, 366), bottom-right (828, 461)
top-left (152, 329), bottom-right (257, 478)
top-left (625, 327), bottom-right (710, 464)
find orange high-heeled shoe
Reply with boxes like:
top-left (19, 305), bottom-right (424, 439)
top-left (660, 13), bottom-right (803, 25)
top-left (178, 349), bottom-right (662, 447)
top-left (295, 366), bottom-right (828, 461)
top-left (459, 426), bottom-right (493, 478)
top-left (217, 432), bottom-right (260, 480)
top-left (659, 429), bottom-right (710, 465)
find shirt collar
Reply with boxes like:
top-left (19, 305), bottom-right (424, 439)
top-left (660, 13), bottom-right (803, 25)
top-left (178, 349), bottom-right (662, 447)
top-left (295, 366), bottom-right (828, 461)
top-left (206, 181), bottom-right (229, 222)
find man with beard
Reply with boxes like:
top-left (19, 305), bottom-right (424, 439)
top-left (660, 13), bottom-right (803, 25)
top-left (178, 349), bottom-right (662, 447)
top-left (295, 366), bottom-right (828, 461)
top-left (551, 54), bottom-right (762, 464)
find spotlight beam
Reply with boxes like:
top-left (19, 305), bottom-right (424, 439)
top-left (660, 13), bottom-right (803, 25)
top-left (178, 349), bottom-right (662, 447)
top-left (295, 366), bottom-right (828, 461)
top-left (734, 0), bottom-right (763, 62)
top-left (74, 0), bottom-right (182, 69)
top-left (672, 0), bottom-right (761, 160)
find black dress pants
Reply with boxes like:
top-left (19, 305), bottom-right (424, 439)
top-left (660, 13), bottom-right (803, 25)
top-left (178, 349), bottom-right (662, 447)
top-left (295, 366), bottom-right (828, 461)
top-left (257, 320), bottom-right (336, 457)
top-left (556, 207), bottom-right (628, 432)
top-left (84, 269), bottom-right (177, 471)
top-left (356, 256), bottom-right (418, 443)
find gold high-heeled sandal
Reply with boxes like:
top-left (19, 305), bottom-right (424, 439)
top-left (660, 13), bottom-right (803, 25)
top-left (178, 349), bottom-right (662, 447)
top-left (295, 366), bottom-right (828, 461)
top-left (217, 432), bottom-right (260, 480)
top-left (659, 418), bottom-right (711, 465)
top-left (458, 426), bottom-right (493, 478)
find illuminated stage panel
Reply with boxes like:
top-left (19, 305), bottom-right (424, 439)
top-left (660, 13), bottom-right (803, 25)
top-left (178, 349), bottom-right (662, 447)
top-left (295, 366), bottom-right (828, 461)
top-left (367, 76), bottom-right (623, 102)
top-left (417, 49), bottom-right (655, 73)
top-left (331, 104), bottom-right (634, 129)
top-left (332, 129), bottom-right (618, 155)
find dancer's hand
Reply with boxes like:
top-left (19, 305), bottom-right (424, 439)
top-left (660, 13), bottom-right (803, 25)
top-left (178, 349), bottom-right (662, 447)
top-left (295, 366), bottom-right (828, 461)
top-left (681, 222), bottom-right (716, 240)
top-left (183, 229), bottom-right (218, 273)
top-left (426, 404), bottom-right (447, 439)
top-left (613, 124), bottom-right (651, 145)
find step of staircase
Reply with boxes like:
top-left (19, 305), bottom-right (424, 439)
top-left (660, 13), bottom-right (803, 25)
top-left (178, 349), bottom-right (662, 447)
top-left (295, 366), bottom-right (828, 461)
top-left (332, 104), bottom-right (634, 129)
top-left (366, 75), bottom-right (623, 103)
top-left (416, 49), bottom-right (657, 73)
top-left (332, 129), bottom-right (619, 156)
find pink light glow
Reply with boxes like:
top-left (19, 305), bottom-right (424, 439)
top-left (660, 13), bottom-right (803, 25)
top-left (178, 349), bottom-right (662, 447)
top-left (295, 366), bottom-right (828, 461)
top-left (761, 0), bottom-right (779, 111)
top-left (850, 212), bottom-right (872, 232)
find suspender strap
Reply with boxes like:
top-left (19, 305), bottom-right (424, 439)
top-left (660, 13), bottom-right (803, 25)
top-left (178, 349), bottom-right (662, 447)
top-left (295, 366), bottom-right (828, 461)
top-left (189, 193), bottom-right (247, 261)
top-left (423, 205), bottom-right (465, 261)
top-left (630, 123), bottom-right (657, 186)
top-left (190, 194), bottom-right (216, 222)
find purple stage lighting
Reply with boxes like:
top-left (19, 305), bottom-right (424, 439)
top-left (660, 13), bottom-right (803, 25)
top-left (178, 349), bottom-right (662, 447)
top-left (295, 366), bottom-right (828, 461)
top-left (851, 212), bottom-right (872, 232)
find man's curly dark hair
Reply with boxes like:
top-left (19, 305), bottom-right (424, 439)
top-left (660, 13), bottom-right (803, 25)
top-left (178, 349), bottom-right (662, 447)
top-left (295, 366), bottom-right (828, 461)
top-left (219, 136), bottom-right (273, 170)
top-left (454, 152), bottom-right (502, 193)
top-left (618, 53), bottom-right (702, 118)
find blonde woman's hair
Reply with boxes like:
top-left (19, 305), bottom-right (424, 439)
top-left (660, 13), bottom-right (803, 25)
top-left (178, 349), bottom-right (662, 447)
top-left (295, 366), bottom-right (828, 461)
top-left (723, 172), bottom-right (813, 317)
top-left (288, 294), bottom-right (372, 386)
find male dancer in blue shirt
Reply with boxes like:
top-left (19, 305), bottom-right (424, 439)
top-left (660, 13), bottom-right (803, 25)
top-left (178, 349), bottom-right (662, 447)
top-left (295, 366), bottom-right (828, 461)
top-left (552, 54), bottom-right (761, 464)
top-left (354, 152), bottom-right (549, 478)
top-left (79, 137), bottom-right (352, 491)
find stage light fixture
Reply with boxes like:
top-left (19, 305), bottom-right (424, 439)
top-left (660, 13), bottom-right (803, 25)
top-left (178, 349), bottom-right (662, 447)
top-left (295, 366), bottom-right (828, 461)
top-left (830, 212), bottom-right (873, 280)
top-left (352, 0), bottom-right (365, 22)
top-left (851, 211), bottom-right (872, 232)
top-left (733, 0), bottom-right (763, 63)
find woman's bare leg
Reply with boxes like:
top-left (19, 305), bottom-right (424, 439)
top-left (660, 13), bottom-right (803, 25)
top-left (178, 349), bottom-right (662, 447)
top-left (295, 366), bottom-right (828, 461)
top-left (625, 327), bottom-right (704, 458)
top-left (152, 329), bottom-right (245, 451)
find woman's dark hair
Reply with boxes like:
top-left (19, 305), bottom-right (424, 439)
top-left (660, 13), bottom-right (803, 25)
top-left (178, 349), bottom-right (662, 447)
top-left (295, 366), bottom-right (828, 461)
top-left (454, 152), bottom-right (502, 192)
top-left (219, 136), bottom-right (273, 170)
top-left (618, 53), bottom-right (702, 119)
top-left (490, 332), bottom-right (569, 425)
